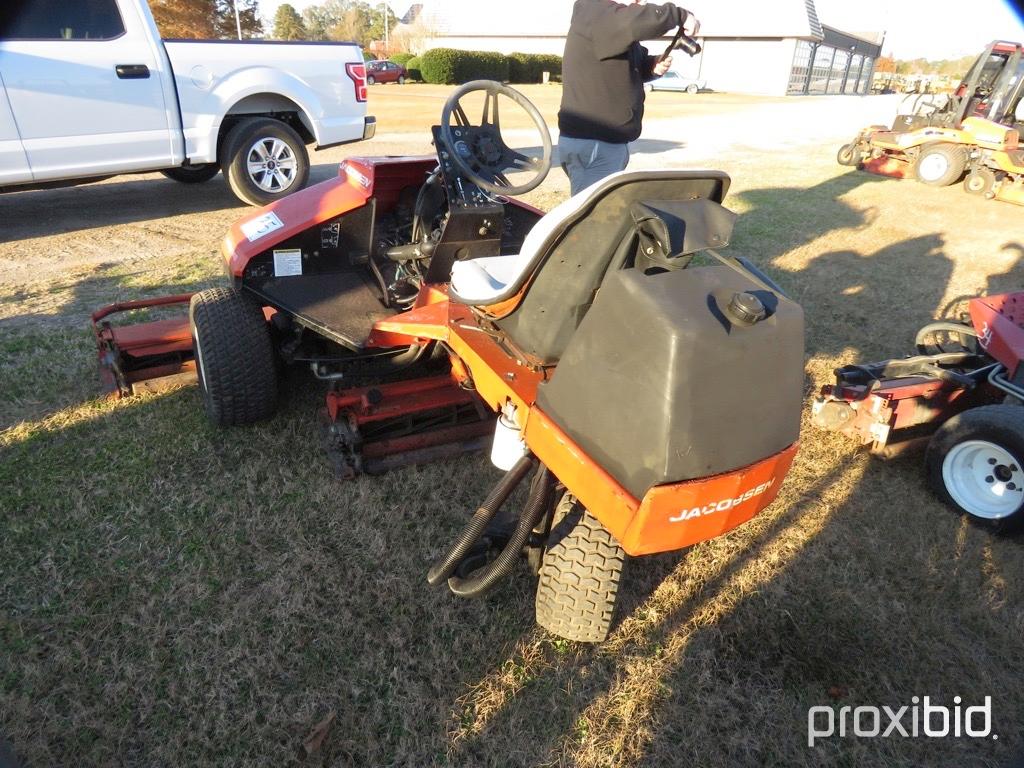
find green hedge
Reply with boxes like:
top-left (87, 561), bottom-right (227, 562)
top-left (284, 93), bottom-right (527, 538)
top-left (419, 48), bottom-right (509, 84)
top-left (405, 56), bottom-right (423, 82)
top-left (362, 51), bottom-right (377, 62)
top-left (507, 52), bottom-right (562, 83)
top-left (389, 52), bottom-right (416, 67)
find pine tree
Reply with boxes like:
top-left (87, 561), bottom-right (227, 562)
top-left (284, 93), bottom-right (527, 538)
top-left (273, 3), bottom-right (307, 40)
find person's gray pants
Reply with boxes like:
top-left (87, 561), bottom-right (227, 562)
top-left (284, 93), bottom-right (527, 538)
top-left (558, 136), bottom-right (630, 196)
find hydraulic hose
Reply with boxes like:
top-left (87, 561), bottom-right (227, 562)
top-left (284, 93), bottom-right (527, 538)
top-left (447, 464), bottom-right (553, 599)
top-left (426, 454), bottom-right (535, 586)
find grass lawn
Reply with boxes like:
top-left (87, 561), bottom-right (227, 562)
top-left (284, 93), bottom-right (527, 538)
top-left (1, 91), bottom-right (1022, 767)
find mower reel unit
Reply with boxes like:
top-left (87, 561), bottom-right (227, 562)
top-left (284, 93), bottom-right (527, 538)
top-left (96, 73), bottom-right (804, 642)
top-left (813, 292), bottom-right (1024, 531)
top-left (837, 40), bottom-right (1024, 205)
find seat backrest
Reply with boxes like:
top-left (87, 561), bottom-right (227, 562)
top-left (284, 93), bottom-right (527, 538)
top-left (494, 169), bottom-right (731, 365)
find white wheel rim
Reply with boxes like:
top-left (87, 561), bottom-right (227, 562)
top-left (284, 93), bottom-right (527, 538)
top-left (246, 137), bottom-right (298, 193)
top-left (942, 439), bottom-right (1024, 519)
top-left (918, 152), bottom-right (949, 182)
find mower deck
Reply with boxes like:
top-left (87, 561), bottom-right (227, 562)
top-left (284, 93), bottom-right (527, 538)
top-left (248, 272), bottom-right (392, 351)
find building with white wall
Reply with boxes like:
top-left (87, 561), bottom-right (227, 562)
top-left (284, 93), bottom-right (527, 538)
top-left (396, 0), bottom-right (883, 96)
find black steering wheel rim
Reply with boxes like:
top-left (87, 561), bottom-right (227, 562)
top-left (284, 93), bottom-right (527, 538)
top-left (440, 80), bottom-right (552, 196)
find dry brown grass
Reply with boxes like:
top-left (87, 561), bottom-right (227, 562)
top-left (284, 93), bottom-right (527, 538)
top-left (2, 88), bottom-right (1023, 767)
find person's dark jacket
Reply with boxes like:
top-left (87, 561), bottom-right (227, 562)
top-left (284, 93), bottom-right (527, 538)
top-left (558, 0), bottom-right (682, 144)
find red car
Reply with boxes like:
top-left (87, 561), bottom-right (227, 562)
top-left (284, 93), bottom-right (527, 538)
top-left (366, 60), bottom-right (407, 85)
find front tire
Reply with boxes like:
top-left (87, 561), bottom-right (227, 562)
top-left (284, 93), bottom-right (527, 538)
top-left (161, 164), bottom-right (220, 184)
top-left (913, 142), bottom-right (968, 187)
top-left (535, 493), bottom-right (625, 643)
top-left (189, 287), bottom-right (278, 426)
top-left (221, 118), bottom-right (310, 206)
top-left (685, 83), bottom-right (699, 95)
top-left (963, 168), bottom-right (996, 197)
top-left (397, 75), bottom-right (406, 85)
top-left (925, 405), bottom-right (1024, 532)
top-left (837, 143), bottom-right (859, 167)
top-left (367, 74), bottom-right (376, 85)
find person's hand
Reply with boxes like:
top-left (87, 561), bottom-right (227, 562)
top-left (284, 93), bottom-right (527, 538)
top-left (654, 56), bottom-right (672, 76)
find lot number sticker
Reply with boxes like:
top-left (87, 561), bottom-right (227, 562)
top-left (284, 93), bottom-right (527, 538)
top-left (241, 211), bottom-right (284, 242)
top-left (273, 249), bottom-right (303, 277)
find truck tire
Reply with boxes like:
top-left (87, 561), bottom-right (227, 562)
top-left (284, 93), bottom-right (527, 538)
top-left (913, 142), bottom-right (967, 187)
top-left (925, 404), bottom-right (1024, 532)
top-left (161, 164), bottom-right (220, 184)
top-left (535, 493), bottom-right (625, 643)
top-left (189, 287), bottom-right (278, 426)
top-left (221, 118), bottom-right (309, 206)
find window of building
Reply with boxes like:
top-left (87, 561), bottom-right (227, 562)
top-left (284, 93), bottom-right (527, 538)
top-left (2, 0), bottom-right (125, 40)
top-left (788, 40), bottom-right (815, 95)
top-left (827, 50), bottom-right (849, 93)
top-left (808, 44), bottom-right (834, 94)
top-left (845, 54), bottom-right (863, 94)
top-left (858, 58), bottom-right (874, 94)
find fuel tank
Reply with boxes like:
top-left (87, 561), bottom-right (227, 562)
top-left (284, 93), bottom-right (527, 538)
top-left (536, 264), bottom-right (804, 499)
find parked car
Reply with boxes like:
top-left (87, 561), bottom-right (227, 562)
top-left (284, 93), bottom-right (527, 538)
top-left (644, 71), bottom-right (706, 94)
top-left (0, 0), bottom-right (376, 205)
top-left (366, 60), bottom-right (407, 85)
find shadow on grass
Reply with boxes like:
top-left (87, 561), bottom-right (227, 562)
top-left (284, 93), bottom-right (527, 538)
top-left (0, 175), bottom-right (245, 244)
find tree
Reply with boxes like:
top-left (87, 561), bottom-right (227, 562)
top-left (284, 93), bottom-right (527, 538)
top-left (273, 3), bottom-right (307, 39)
top-left (875, 55), bottom-right (895, 74)
top-left (151, 0), bottom-right (263, 39)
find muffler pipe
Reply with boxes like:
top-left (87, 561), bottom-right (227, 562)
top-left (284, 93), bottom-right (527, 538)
top-left (426, 454), bottom-right (535, 586)
top-left (447, 464), bottom-right (553, 599)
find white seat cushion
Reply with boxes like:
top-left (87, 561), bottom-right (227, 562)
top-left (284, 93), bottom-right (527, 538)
top-left (450, 170), bottom-right (633, 305)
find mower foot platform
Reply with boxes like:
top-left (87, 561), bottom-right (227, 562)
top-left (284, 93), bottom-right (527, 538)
top-left (249, 273), bottom-right (392, 351)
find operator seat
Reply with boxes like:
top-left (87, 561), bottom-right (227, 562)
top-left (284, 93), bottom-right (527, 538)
top-left (449, 169), bottom-right (732, 365)
top-left (449, 174), bottom-right (614, 306)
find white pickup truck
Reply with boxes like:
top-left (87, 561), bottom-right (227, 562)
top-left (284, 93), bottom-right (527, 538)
top-left (0, 0), bottom-right (375, 205)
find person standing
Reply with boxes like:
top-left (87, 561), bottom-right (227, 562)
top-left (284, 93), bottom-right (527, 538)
top-left (558, 0), bottom-right (691, 195)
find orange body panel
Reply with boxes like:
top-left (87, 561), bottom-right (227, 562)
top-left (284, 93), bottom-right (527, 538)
top-left (994, 182), bottom-right (1024, 206)
top-left (624, 442), bottom-right (798, 555)
top-left (382, 295), bottom-right (799, 556)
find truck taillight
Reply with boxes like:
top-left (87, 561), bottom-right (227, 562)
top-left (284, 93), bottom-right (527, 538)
top-left (346, 63), bottom-right (368, 103)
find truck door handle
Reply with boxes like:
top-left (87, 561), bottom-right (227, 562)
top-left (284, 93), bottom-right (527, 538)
top-left (115, 64), bottom-right (150, 79)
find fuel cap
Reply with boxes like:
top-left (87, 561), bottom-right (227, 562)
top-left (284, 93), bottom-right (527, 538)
top-left (727, 292), bottom-right (767, 325)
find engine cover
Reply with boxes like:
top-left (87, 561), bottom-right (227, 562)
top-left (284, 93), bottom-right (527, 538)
top-left (536, 264), bottom-right (804, 499)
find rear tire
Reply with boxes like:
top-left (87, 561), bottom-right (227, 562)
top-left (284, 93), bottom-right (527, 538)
top-left (535, 493), bottom-right (625, 643)
top-left (925, 405), bottom-right (1024, 532)
top-left (367, 74), bottom-right (376, 85)
top-left (221, 118), bottom-right (309, 206)
top-left (913, 142), bottom-right (967, 186)
top-left (161, 164), bottom-right (220, 184)
top-left (189, 287), bottom-right (278, 426)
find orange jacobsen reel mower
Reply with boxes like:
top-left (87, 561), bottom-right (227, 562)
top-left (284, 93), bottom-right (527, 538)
top-left (93, 81), bottom-right (803, 642)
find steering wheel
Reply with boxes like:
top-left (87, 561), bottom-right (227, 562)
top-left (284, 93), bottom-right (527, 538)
top-left (440, 80), bottom-right (552, 196)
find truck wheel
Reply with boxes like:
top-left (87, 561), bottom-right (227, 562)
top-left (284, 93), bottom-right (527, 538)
top-left (836, 143), bottom-right (859, 166)
top-left (685, 83), bottom-right (699, 94)
top-left (535, 493), bottom-right (625, 643)
top-left (222, 118), bottom-right (309, 206)
top-left (925, 405), bottom-right (1024, 532)
top-left (161, 164), bottom-right (220, 184)
top-left (913, 143), bottom-right (967, 186)
top-left (189, 287), bottom-right (278, 426)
